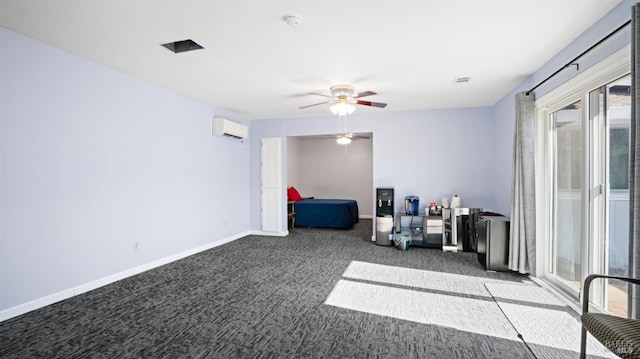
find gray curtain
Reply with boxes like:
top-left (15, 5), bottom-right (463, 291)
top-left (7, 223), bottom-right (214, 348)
top-left (509, 92), bottom-right (536, 274)
top-left (630, 3), bottom-right (640, 320)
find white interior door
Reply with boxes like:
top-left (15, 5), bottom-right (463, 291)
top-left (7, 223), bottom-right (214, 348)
top-left (261, 137), bottom-right (282, 232)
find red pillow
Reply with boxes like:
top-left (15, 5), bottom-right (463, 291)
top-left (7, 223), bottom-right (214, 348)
top-left (287, 186), bottom-right (303, 201)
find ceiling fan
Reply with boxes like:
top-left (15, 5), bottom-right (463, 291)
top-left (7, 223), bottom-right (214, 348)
top-left (317, 133), bottom-right (370, 145)
top-left (299, 84), bottom-right (387, 113)
top-left (335, 133), bottom-right (369, 145)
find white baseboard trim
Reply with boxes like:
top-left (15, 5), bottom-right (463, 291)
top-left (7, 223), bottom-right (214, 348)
top-left (0, 231), bottom-right (250, 323)
top-left (529, 276), bottom-right (581, 314)
top-left (248, 230), bottom-right (289, 237)
top-left (360, 214), bottom-right (373, 219)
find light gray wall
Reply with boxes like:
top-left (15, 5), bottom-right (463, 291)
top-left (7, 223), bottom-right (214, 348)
top-left (250, 107), bottom-right (498, 232)
top-left (491, 0), bottom-right (633, 214)
top-left (0, 28), bottom-right (250, 313)
top-left (286, 137), bottom-right (301, 188)
top-left (292, 137), bottom-right (374, 218)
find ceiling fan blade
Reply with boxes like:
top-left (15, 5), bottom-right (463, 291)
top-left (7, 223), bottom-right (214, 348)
top-left (308, 92), bottom-right (333, 98)
top-left (341, 133), bottom-right (371, 139)
top-left (299, 101), bottom-right (332, 109)
top-left (356, 100), bottom-right (387, 108)
top-left (353, 91), bottom-right (376, 98)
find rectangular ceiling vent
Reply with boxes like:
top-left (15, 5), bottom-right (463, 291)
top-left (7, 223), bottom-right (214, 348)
top-left (161, 39), bottom-right (204, 54)
top-left (213, 117), bottom-right (248, 140)
top-left (454, 77), bottom-right (471, 85)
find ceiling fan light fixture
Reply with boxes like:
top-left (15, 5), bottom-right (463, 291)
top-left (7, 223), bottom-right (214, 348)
top-left (336, 136), bottom-right (352, 145)
top-left (330, 102), bottom-right (355, 116)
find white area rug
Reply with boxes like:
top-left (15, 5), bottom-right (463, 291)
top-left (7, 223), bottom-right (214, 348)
top-left (325, 261), bottom-right (520, 340)
top-left (341, 260), bottom-right (515, 297)
top-left (484, 283), bottom-right (615, 359)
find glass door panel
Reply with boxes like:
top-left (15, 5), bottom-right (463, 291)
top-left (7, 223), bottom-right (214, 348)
top-left (601, 76), bottom-right (630, 316)
top-left (584, 76), bottom-right (631, 316)
top-left (551, 100), bottom-right (583, 292)
top-left (589, 86), bottom-right (606, 308)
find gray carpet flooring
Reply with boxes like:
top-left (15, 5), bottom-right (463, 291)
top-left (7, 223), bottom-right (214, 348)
top-left (1, 220), bottom-right (541, 358)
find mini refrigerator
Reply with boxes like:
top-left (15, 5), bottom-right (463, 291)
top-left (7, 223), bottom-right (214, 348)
top-left (477, 215), bottom-right (510, 271)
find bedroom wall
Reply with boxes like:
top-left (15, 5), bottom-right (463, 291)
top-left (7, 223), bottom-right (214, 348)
top-left (0, 28), bottom-right (250, 316)
top-left (293, 137), bottom-right (373, 218)
top-left (287, 137), bottom-right (301, 188)
top-left (250, 107), bottom-right (498, 232)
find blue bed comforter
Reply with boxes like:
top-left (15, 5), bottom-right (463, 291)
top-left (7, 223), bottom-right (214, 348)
top-left (294, 199), bottom-right (359, 229)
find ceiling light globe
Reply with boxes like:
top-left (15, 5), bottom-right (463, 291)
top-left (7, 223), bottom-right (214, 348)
top-left (336, 136), bottom-right (352, 145)
top-left (330, 103), bottom-right (356, 116)
top-left (345, 103), bottom-right (355, 115)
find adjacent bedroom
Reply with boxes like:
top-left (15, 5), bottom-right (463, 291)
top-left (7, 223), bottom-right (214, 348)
top-left (286, 133), bottom-right (373, 232)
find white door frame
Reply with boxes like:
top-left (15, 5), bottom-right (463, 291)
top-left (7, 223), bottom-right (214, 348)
top-left (261, 137), bottom-right (285, 234)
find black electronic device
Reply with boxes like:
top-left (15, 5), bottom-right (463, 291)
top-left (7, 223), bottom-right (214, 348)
top-left (376, 187), bottom-right (394, 215)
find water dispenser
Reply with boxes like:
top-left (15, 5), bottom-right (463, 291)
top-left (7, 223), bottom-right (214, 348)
top-left (375, 187), bottom-right (394, 246)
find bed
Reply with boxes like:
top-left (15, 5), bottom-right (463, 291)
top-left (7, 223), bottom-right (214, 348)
top-left (293, 198), bottom-right (359, 229)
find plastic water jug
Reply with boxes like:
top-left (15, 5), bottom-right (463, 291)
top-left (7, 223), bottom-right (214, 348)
top-left (404, 195), bottom-right (420, 215)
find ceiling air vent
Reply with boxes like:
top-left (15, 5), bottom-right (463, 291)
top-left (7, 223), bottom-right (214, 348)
top-left (161, 39), bottom-right (204, 54)
top-left (454, 77), bottom-right (471, 85)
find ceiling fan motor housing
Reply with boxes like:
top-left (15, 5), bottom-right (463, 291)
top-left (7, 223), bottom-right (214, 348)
top-left (330, 84), bottom-right (355, 98)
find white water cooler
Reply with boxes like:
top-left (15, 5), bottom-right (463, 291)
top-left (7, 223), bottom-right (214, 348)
top-left (375, 188), bottom-right (394, 246)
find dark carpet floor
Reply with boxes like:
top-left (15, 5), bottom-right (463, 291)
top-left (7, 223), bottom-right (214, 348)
top-left (0, 219), bottom-right (536, 358)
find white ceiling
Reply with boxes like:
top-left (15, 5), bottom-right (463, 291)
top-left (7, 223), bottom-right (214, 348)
top-left (0, 0), bottom-right (623, 120)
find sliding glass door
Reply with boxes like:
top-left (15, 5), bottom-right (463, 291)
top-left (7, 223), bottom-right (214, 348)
top-left (589, 76), bottom-right (631, 316)
top-left (547, 74), bottom-right (631, 314)
top-left (550, 99), bottom-right (584, 294)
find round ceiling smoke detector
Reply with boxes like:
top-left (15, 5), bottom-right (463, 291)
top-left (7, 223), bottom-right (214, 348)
top-left (283, 15), bottom-right (303, 28)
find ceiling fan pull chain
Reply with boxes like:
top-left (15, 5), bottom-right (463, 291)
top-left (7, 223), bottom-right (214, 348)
top-left (344, 113), bottom-right (349, 133)
top-left (337, 113), bottom-right (347, 133)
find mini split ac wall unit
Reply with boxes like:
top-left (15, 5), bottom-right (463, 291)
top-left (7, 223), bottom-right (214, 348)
top-left (213, 117), bottom-right (248, 140)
